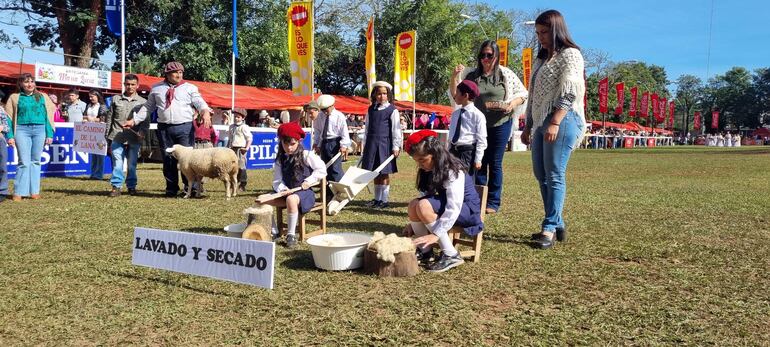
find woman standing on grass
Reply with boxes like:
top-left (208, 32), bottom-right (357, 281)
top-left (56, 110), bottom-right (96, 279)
top-left (450, 40), bottom-right (528, 214)
top-left (521, 10), bottom-right (586, 249)
top-left (85, 89), bottom-right (109, 180)
top-left (3, 73), bottom-right (56, 201)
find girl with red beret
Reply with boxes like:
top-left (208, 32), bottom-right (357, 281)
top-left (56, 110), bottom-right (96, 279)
top-left (402, 130), bottom-right (484, 273)
top-left (261, 122), bottom-right (327, 248)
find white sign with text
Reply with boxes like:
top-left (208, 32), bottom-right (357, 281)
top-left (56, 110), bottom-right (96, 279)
top-left (132, 227), bottom-right (276, 289)
top-left (34, 62), bottom-right (111, 89)
top-left (72, 122), bottom-right (108, 156)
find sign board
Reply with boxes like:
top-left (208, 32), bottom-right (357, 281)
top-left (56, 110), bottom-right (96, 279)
top-left (73, 122), bottom-right (108, 155)
top-left (35, 62), bottom-right (111, 89)
top-left (132, 227), bottom-right (276, 289)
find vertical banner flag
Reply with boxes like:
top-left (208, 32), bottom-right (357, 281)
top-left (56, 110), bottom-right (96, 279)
top-left (232, 0), bottom-right (239, 59)
top-left (497, 38), bottom-right (509, 67)
top-left (640, 92), bottom-right (649, 118)
top-left (651, 93), bottom-right (659, 121)
top-left (614, 82), bottom-right (625, 115)
top-left (287, 2), bottom-right (314, 96)
top-left (694, 111), bottom-right (702, 129)
top-left (522, 48), bottom-right (533, 90)
top-left (668, 100), bottom-right (675, 128)
top-left (394, 30), bottom-right (416, 101)
top-left (365, 16), bottom-right (376, 97)
top-left (598, 77), bottom-right (609, 113)
top-left (711, 110), bottom-right (719, 129)
top-left (657, 97), bottom-right (667, 123)
top-left (105, 0), bottom-right (122, 36)
top-left (629, 86), bottom-right (638, 117)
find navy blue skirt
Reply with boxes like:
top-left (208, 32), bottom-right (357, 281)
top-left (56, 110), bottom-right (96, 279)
top-left (291, 188), bottom-right (316, 214)
top-left (419, 194), bottom-right (484, 236)
top-left (360, 135), bottom-right (397, 174)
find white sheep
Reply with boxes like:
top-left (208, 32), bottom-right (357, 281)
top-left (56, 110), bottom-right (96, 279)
top-left (165, 144), bottom-right (239, 200)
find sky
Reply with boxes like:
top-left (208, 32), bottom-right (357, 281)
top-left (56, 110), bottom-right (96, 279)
top-left (2, 0), bottom-right (769, 87)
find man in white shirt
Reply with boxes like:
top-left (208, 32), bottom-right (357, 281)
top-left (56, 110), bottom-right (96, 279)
top-left (133, 61), bottom-right (212, 197)
top-left (448, 80), bottom-right (487, 176)
top-left (313, 94), bottom-right (351, 199)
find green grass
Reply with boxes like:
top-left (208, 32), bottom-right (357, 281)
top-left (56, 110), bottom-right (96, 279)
top-left (1, 146), bottom-right (769, 345)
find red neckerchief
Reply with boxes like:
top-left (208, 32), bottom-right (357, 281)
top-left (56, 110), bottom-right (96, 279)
top-left (165, 80), bottom-right (187, 106)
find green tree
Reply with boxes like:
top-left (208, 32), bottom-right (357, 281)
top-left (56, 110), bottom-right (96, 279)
top-left (702, 67), bottom-right (756, 131)
top-left (750, 68), bottom-right (770, 126)
top-left (674, 74), bottom-right (703, 134)
top-left (586, 61), bottom-right (669, 125)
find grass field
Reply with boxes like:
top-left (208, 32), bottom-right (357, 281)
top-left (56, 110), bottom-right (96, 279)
top-left (1, 146), bottom-right (769, 345)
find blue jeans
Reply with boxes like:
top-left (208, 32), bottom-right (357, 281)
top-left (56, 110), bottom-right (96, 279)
top-left (13, 124), bottom-right (46, 197)
top-left (157, 122), bottom-right (193, 194)
top-left (0, 136), bottom-right (8, 195)
top-left (110, 141), bottom-right (140, 189)
top-left (530, 111), bottom-right (584, 232)
top-left (90, 153), bottom-right (105, 179)
top-left (475, 119), bottom-right (513, 211)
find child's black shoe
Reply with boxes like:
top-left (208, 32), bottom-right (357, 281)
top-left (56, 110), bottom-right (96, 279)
top-left (427, 252), bottom-right (464, 273)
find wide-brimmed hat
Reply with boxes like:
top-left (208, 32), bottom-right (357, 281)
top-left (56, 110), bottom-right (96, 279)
top-left (372, 81), bottom-right (393, 91)
top-left (317, 95), bottom-right (335, 110)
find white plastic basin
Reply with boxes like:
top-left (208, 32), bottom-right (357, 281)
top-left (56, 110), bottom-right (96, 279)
top-left (223, 223), bottom-right (246, 238)
top-left (306, 233), bottom-right (372, 271)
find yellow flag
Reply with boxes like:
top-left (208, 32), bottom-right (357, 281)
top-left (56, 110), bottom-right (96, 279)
top-left (365, 16), bottom-right (376, 97)
top-left (287, 2), bottom-right (314, 96)
top-left (496, 38), bottom-right (509, 67)
top-left (522, 47), bottom-right (533, 90)
top-left (394, 30), bottom-right (416, 101)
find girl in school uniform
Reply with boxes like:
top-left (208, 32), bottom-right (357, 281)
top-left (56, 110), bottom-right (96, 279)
top-left (360, 81), bottom-right (402, 209)
top-left (261, 122), bottom-right (326, 248)
top-left (402, 130), bottom-right (484, 273)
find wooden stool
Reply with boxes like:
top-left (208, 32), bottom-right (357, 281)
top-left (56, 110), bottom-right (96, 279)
top-left (449, 184), bottom-right (488, 263)
top-left (276, 178), bottom-right (327, 241)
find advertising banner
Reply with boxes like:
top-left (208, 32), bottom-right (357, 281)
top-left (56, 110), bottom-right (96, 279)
top-left (598, 77), bottom-right (609, 113)
top-left (394, 30), bottom-right (416, 101)
top-left (365, 16), bottom-right (376, 97)
top-left (629, 86), bottom-right (638, 117)
top-left (287, 2), bottom-right (314, 96)
top-left (614, 82), bottom-right (624, 115)
top-left (35, 62), bottom-right (111, 89)
top-left (496, 38), bottom-right (509, 67)
top-left (522, 48), bottom-right (533, 90)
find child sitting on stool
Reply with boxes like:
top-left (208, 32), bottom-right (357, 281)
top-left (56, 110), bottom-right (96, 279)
top-left (260, 122), bottom-right (326, 248)
top-left (448, 80), bottom-right (487, 176)
top-left (228, 108), bottom-right (252, 192)
top-left (402, 130), bottom-right (484, 273)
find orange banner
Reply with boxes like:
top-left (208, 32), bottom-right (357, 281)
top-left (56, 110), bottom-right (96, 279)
top-left (496, 38), bottom-right (509, 67)
top-left (522, 48), bottom-right (532, 90)
top-left (365, 16), bottom-right (376, 97)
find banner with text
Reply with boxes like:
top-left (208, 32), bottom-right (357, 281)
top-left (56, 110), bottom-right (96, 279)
top-left (668, 101), bottom-right (675, 128)
top-left (132, 227), bottom-right (276, 289)
top-left (694, 111), bottom-right (701, 130)
top-left (640, 92), bottom-right (649, 118)
top-left (629, 86), bottom-right (638, 117)
top-left (522, 48), bottom-right (533, 90)
top-left (496, 38), bottom-right (509, 67)
top-left (73, 122), bottom-right (108, 156)
top-left (598, 77), bottom-right (609, 113)
top-left (711, 110), bottom-right (719, 129)
top-left (394, 30), bottom-right (416, 101)
top-left (657, 97), bottom-right (667, 123)
top-left (614, 82), bottom-right (624, 115)
top-left (365, 16), bottom-right (376, 97)
top-left (287, 2), bottom-right (314, 96)
top-left (35, 62), bottom-right (111, 89)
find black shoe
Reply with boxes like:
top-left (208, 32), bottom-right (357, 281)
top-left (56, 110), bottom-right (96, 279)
top-left (427, 252), bottom-right (465, 273)
top-left (285, 234), bottom-right (298, 248)
top-left (377, 201), bottom-right (390, 209)
top-left (365, 199), bottom-right (381, 208)
top-left (271, 233), bottom-right (282, 242)
top-left (127, 188), bottom-right (137, 196)
top-left (531, 233), bottom-right (556, 249)
top-left (415, 248), bottom-right (434, 266)
top-left (165, 191), bottom-right (180, 198)
top-left (555, 226), bottom-right (567, 242)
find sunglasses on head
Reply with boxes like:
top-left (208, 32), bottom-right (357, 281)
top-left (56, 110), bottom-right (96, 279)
top-left (479, 53), bottom-right (495, 60)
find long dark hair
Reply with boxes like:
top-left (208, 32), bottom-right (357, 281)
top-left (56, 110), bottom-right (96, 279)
top-left (369, 85), bottom-right (394, 105)
top-left (473, 40), bottom-right (502, 84)
top-left (275, 137), bottom-right (308, 186)
top-left (535, 10), bottom-right (580, 60)
top-left (16, 73), bottom-right (43, 102)
top-left (408, 136), bottom-right (466, 194)
top-left (88, 89), bottom-right (105, 106)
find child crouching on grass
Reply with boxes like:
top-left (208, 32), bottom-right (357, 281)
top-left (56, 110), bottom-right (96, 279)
top-left (402, 130), bottom-right (484, 273)
top-left (260, 122), bottom-right (326, 248)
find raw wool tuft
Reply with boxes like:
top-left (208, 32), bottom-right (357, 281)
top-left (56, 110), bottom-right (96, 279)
top-left (317, 235), bottom-right (348, 246)
top-left (367, 232), bottom-right (415, 263)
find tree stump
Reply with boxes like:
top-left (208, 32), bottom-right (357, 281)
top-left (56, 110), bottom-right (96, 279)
top-left (363, 248), bottom-right (419, 277)
top-left (242, 224), bottom-right (271, 241)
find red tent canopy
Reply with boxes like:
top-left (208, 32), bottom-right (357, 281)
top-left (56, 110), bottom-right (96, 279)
top-left (751, 128), bottom-right (770, 137)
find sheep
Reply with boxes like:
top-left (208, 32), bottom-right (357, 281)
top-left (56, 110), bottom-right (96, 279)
top-left (165, 144), bottom-right (239, 200)
top-left (367, 232), bottom-right (416, 263)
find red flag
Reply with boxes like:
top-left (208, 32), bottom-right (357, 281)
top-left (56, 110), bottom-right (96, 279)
top-left (629, 87), bottom-right (638, 117)
top-left (614, 82), bottom-right (624, 115)
top-left (651, 93), bottom-right (659, 120)
top-left (711, 110), bottom-right (719, 129)
top-left (657, 97), bottom-right (667, 123)
top-left (694, 111), bottom-right (701, 130)
top-left (598, 77), bottom-right (609, 113)
top-left (640, 92), bottom-right (649, 118)
top-left (668, 101), bottom-right (675, 128)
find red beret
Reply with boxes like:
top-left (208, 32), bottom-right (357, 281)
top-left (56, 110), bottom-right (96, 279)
top-left (457, 80), bottom-right (479, 99)
top-left (405, 129), bottom-right (438, 153)
top-left (277, 121), bottom-right (305, 140)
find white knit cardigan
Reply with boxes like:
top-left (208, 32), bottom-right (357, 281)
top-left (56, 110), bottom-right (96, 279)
top-left (525, 47), bottom-right (586, 132)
